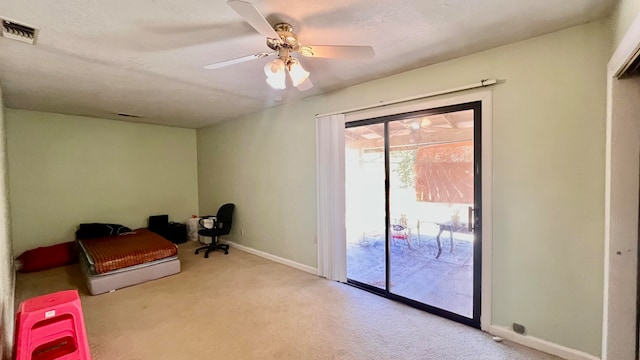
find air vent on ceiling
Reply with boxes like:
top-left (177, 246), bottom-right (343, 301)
top-left (1, 18), bottom-right (39, 44)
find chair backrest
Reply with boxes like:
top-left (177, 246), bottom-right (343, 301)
top-left (215, 203), bottom-right (235, 235)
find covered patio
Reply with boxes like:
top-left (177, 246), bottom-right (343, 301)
top-left (347, 217), bottom-right (475, 317)
top-left (345, 108), bottom-right (476, 318)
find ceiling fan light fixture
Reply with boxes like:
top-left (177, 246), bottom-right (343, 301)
top-left (264, 58), bottom-right (286, 89)
top-left (266, 70), bottom-right (286, 89)
top-left (287, 58), bottom-right (310, 87)
top-left (266, 75), bottom-right (286, 89)
top-left (264, 58), bottom-right (285, 77)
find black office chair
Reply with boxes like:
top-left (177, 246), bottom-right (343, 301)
top-left (194, 203), bottom-right (235, 258)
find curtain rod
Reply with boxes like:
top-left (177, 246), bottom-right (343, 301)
top-left (315, 79), bottom-right (498, 118)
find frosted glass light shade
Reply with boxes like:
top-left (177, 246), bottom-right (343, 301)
top-left (288, 59), bottom-right (310, 87)
top-left (264, 59), bottom-right (286, 89)
top-left (264, 59), bottom-right (285, 76)
top-left (266, 70), bottom-right (286, 89)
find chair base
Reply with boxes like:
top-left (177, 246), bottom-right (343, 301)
top-left (194, 243), bottom-right (229, 258)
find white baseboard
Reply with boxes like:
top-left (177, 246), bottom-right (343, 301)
top-left (488, 325), bottom-right (600, 360)
top-left (226, 241), bottom-right (318, 275)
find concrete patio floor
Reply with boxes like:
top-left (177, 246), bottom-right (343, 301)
top-left (347, 224), bottom-right (474, 318)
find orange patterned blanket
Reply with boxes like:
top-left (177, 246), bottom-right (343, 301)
top-left (79, 229), bottom-right (177, 274)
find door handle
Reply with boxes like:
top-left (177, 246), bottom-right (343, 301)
top-left (468, 206), bottom-right (474, 232)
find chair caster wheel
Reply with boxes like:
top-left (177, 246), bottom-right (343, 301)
top-left (194, 250), bottom-right (199, 255)
top-left (204, 253), bottom-right (209, 258)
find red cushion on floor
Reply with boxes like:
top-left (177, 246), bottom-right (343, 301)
top-left (16, 242), bottom-right (78, 273)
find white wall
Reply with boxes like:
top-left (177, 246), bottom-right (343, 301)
top-left (197, 21), bottom-right (609, 356)
top-left (0, 82), bottom-right (14, 360)
top-left (6, 110), bottom-right (199, 255)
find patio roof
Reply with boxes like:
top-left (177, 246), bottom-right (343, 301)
top-left (415, 141), bottom-right (473, 204)
top-left (346, 111), bottom-right (474, 151)
top-left (344, 110), bottom-right (475, 204)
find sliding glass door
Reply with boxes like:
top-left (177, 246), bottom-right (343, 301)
top-left (345, 122), bottom-right (386, 289)
top-left (345, 102), bottom-right (482, 327)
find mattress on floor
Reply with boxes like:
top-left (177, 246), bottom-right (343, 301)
top-left (78, 228), bottom-right (178, 275)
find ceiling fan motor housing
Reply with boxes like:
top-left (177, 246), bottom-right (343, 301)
top-left (266, 23), bottom-right (300, 51)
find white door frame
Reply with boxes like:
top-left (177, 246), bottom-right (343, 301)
top-left (603, 13), bottom-right (640, 360)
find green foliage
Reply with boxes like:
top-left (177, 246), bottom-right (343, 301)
top-left (391, 150), bottom-right (417, 189)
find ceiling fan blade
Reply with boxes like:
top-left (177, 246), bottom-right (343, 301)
top-left (299, 45), bottom-right (375, 60)
top-left (203, 52), bottom-right (275, 70)
top-left (227, 0), bottom-right (280, 39)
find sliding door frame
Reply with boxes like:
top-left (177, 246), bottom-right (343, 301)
top-left (346, 101), bottom-right (483, 328)
top-left (344, 90), bottom-right (493, 330)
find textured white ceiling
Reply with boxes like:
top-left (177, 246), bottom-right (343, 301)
top-left (0, 0), bottom-right (617, 128)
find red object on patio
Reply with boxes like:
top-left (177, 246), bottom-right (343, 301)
top-left (414, 141), bottom-right (474, 204)
top-left (15, 290), bottom-right (91, 360)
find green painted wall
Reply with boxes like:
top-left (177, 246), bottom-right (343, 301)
top-left (6, 110), bottom-right (199, 255)
top-left (197, 21), bottom-right (609, 356)
top-left (611, 0), bottom-right (640, 51)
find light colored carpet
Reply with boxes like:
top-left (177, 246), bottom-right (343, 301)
top-left (15, 241), bottom-right (560, 360)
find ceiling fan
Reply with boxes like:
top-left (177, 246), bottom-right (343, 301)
top-left (203, 0), bottom-right (375, 91)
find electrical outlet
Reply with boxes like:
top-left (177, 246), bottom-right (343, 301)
top-left (241, 228), bottom-right (244, 236)
top-left (512, 323), bottom-right (526, 334)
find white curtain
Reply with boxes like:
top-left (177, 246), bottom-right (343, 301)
top-left (316, 113), bottom-right (347, 282)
